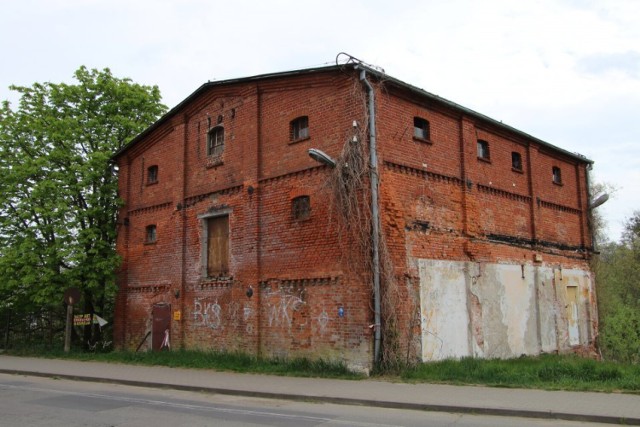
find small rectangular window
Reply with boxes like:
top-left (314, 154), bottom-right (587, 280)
top-left (207, 215), bottom-right (229, 277)
top-left (477, 140), bottom-right (490, 160)
top-left (292, 195), bottom-right (311, 220)
top-left (145, 224), bottom-right (157, 243)
top-left (511, 152), bottom-right (522, 171)
top-left (147, 165), bottom-right (158, 184)
top-left (207, 127), bottom-right (224, 156)
top-left (413, 117), bottom-right (430, 140)
top-left (290, 116), bottom-right (309, 141)
top-left (552, 166), bottom-right (562, 184)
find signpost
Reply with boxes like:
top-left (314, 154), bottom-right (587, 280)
top-left (63, 287), bottom-right (81, 353)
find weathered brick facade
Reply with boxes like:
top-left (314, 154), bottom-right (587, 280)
top-left (114, 65), bottom-right (596, 371)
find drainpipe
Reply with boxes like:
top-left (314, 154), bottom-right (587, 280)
top-left (359, 67), bottom-right (382, 368)
top-left (585, 164), bottom-right (596, 252)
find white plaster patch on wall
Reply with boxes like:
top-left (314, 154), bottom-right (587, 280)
top-left (497, 264), bottom-right (534, 356)
top-left (558, 268), bottom-right (594, 347)
top-left (536, 268), bottom-right (558, 353)
top-left (419, 260), bottom-right (470, 361)
top-left (417, 259), bottom-right (594, 362)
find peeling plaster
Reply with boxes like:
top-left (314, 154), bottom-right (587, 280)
top-left (418, 259), bottom-right (594, 361)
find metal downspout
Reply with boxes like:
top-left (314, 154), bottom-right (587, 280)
top-left (360, 68), bottom-right (382, 367)
top-left (585, 164), bottom-right (596, 252)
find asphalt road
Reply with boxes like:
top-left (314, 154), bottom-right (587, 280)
top-left (0, 373), bottom-right (613, 427)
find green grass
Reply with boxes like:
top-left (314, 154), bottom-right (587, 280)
top-left (7, 347), bottom-right (640, 392)
top-left (401, 354), bottom-right (640, 392)
top-left (4, 347), bottom-right (364, 380)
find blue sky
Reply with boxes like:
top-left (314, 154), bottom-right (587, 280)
top-left (1, 0), bottom-right (638, 241)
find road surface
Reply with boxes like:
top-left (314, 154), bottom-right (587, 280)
top-left (0, 373), bottom-right (611, 426)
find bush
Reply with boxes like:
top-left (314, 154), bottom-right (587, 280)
top-left (600, 305), bottom-right (640, 364)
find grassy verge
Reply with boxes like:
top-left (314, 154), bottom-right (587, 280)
top-left (4, 347), bottom-right (364, 380)
top-left (401, 354), bottom-right (640, 393)
top-left (6, 347), bottom-right (640, 392)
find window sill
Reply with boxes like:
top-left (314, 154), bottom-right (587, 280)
top-left (146, 180), bottom-right (158, 186)
top-left (206, 156), bottom-right (224, 169)
top-left (477, 156), bottom-right (491, 164)
top-left (511, 167), bottom-right (524, 174)
top-left (144, 241), bottom-right (157, 246)
top-left (199, 276), bottom-right (233, 288)
top-left (413, 136), bottom-right (433, 145)
top-left (553, 181), bottom-right (563, 186)
top-left (288, 136), bottom-right (310, 145)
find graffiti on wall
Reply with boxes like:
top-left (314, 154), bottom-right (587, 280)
top-left (317, 308), bottom-right (329, 334)
top-left (191, 287), bottom-right (339, 335)
top-left (193, 298), bottom-right (222, 329)
top-left (192, 297), bottom-right (254, 333)
top-left (263, 287), bottom-right (306, 328)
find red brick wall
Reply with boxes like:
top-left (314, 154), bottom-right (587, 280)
top-left (114, 67), bottom-right (593, 368)
top-left (114, 70), bottom-right (374, 368)
top-left (374, 82), bottom-right (592, 360)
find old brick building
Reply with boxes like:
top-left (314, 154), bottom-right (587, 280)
top-left (113, 63), bottom-right (597, 372)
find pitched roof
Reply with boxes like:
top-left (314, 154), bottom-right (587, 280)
top-left (114, 64), bottom-right (593, 164)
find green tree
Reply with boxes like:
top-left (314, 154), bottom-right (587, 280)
top-left (0, 67), bottom-right (166, 343)
top-left (588, 181), bottom-right (617, 247)
top-left (622, 210), bottom-right (640, 248)
top-left (596, 211), bottom-right (640, 362)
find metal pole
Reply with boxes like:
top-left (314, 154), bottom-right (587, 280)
top-left (4, 310), bottom-right (10, 349)
top-left (360, 68), bottom-right (382, 367)
top-left (64, 302), bottom-right (73, 352)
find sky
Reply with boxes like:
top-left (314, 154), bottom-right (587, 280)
top-left (1, 0), bottom-right (638, 242)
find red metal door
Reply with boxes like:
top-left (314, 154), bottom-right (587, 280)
top-left (151, 303), bottom-right (171, 351)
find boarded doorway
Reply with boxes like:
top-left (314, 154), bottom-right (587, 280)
top-left (151, 303), bottom-right (171, 351)
top-left (418, 259), bottom-right (470, 361)
top-left (565, 286), bottom-right (580, 346)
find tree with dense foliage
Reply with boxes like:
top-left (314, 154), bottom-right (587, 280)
top-left (596, 210), bottom-right (640, 362)
top-left (0, 67), bottom-right (166, 346)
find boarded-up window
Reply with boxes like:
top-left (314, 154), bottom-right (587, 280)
top-left (207, 215), bottom-right (229, 277)
top-left (292, 195), bottom-right (311, 220)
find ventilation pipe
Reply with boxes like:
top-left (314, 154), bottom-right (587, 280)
top-left (359, 67), bottom-right (382, 368)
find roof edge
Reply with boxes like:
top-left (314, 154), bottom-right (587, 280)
top-left (113, 63), bottom-right (593, 165)
top-left (112, 65), bottom-right (344, 160)
top-left (355, 65), bottom-right (593, 165)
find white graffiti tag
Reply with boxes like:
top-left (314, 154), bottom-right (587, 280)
top-left (265, 289), bottom-right (306, 328)
top-left (244, 305), bottom-right (253, 334)
top-left (193, 298), bottom-right (223, 329)
top-left (228, 302), bottom-right (240, 327)
top-left (317, 309), bottom-right (329, 334)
